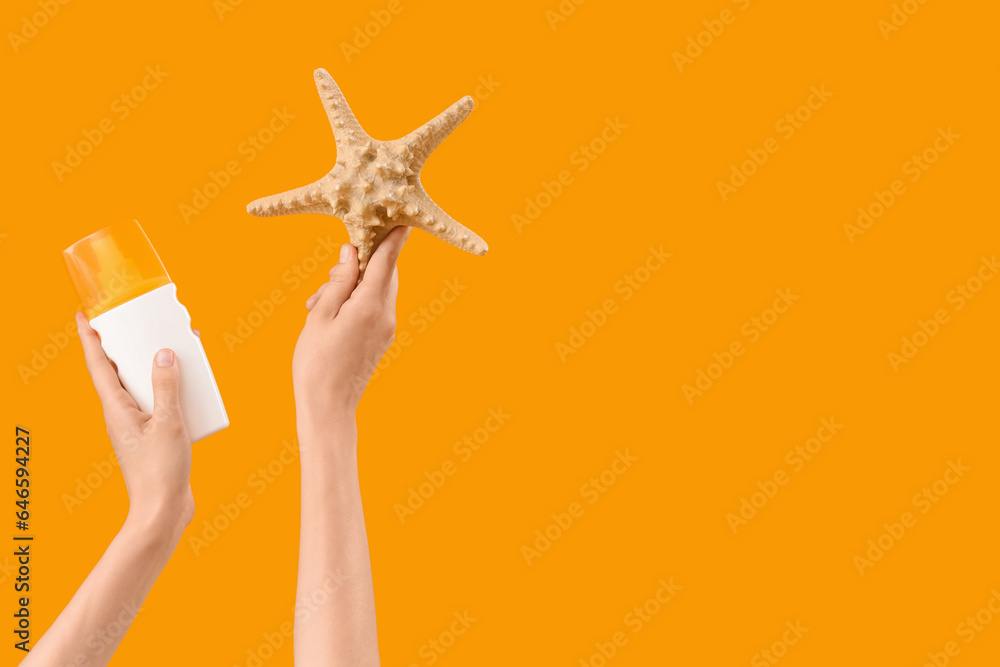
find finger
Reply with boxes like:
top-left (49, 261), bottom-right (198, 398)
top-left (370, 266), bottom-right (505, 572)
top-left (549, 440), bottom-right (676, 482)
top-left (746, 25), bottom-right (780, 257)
top-left (150, 349), bottom-right (187, 431)
top-left (76, 312), bottom-right (135, 412)
top-left (360, 226), bottom-right (410, 294)
top-left (305, 283), bottom-right (328, 311)
top-left (386, 265), bottom-right (400, 305)
top-left (313, 243), bottom-right (360, 318)
top-left (192, 328), bottom-right (201, 338)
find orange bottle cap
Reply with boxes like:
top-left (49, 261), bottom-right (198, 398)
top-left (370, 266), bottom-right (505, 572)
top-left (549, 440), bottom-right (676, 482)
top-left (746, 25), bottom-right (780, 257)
top-left (63, 220), bottom-right (171, 319)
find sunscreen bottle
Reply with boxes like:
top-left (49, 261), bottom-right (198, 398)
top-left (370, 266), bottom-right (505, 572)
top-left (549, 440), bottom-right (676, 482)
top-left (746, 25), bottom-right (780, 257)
top-left (63, 220), bottom-right (228, 442)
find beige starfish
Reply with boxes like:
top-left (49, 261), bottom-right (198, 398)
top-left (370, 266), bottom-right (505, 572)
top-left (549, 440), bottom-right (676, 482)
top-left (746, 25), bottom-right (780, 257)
top-left (247, 68), bottom-right (488, 278)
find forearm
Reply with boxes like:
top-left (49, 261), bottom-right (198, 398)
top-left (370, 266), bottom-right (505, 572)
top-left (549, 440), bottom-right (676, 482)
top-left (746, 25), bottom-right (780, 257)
top-left (21, 512), bottom-right (181, 666)
top-left (294, 406), bottom-right (380, 667)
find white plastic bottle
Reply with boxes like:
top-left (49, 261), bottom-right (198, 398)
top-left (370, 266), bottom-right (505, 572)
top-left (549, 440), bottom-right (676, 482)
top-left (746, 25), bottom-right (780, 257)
top-left (64, 220), bottom-right (229, 442)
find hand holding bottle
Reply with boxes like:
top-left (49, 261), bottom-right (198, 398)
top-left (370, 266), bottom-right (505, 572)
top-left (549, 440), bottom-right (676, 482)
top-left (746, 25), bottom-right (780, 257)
top-left (76, 312), bottom-right (194, 539)
top-left (21, 318), bottom-right (196, 667)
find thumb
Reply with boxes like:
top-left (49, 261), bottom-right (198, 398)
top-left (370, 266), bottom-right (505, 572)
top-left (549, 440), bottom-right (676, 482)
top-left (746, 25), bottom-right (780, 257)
top-left (150, 349), bottom-right (184, 428)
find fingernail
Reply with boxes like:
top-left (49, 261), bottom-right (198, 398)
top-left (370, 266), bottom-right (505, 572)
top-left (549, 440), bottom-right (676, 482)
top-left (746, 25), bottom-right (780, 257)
top-left (155, 349), bottom-right (174, 367)
top-left (339, 244), bottom-right (351, 263)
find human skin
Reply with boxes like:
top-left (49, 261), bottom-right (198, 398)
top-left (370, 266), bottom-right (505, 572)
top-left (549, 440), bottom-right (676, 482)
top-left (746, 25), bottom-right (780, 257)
top-left (24, 226), bottom-right (407, 666)
top-left (21, 314), bottom-right (193, 667)
top-left (293, 225), bottom-right (410, 666)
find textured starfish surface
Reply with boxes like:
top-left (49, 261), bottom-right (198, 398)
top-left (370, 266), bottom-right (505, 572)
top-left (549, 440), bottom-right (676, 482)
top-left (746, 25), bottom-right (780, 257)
top-left (247, 68), bottom-right (488, 278)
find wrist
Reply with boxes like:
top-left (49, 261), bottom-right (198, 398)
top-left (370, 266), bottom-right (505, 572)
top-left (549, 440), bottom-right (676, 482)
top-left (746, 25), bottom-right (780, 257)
top-left (121, 509), bottom-right (184, 560)
top-left (294, 389), bottom-right (357, 432)
top-left (125, 495), bottom-right (190, 548)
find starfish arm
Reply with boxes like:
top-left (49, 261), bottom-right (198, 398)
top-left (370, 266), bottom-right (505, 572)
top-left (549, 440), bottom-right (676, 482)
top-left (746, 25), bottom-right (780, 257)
top-left (409, 188), bottom-right (488, 256)
top-left (247, 178), bottom-right (334, 217)
top-left (314, 69), bottom-right (369, 146)
top-left (247, 70), bottom-right (488, 281)
top-left (401, 96), bottom-right (474, 168)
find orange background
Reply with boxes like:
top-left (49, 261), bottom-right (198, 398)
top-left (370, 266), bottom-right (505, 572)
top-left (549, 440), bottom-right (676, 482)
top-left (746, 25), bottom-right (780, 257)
top-left (3, 0), bottom-right (1000, 665)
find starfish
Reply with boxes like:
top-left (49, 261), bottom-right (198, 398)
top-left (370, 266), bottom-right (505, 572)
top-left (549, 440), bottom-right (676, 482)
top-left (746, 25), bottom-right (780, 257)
top-left (247, 68), bottom-right (488, 278)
